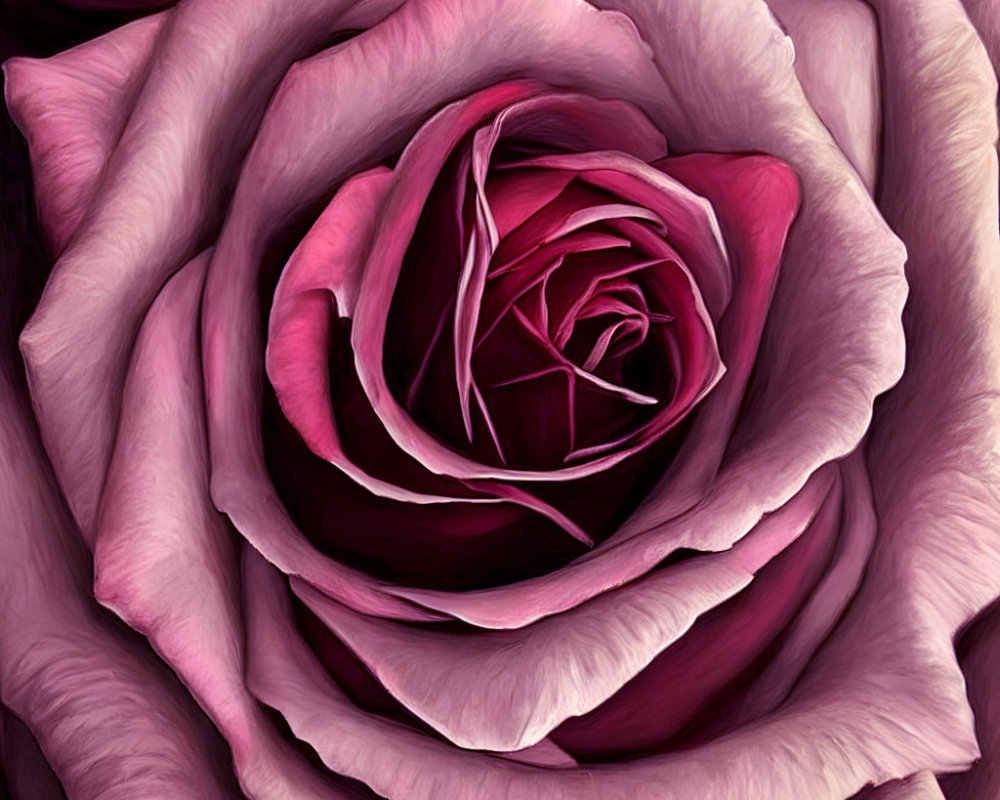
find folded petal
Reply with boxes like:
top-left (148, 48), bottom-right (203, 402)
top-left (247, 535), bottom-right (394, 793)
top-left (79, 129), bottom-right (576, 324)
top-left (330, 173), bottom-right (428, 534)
top-left (291, 466), bottom-right (833, 751)
top-left (765, 0), bottom-right (881, 192)
top-left (94, 254), bottom-right (362, 799)
top-left (0, 352), bottom-right (240, 799)
top-left (2, 12), bottom-right (167, 254)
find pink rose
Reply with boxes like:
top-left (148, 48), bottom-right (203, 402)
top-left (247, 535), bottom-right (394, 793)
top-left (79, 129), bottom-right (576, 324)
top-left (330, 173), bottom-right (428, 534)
top-left (2, 1), bottom-right (999, 799)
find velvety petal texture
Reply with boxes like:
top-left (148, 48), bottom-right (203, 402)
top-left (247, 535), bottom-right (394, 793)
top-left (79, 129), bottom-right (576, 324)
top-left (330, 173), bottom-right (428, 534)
top-left (0, 354), bottom-right (241, 799)
top-left (3, 0), bottom-right (1000, 797)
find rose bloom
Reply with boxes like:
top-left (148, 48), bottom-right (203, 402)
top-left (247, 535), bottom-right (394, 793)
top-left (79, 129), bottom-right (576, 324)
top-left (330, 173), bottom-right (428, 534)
top-left (2, 0), bottom-right (1000, 798)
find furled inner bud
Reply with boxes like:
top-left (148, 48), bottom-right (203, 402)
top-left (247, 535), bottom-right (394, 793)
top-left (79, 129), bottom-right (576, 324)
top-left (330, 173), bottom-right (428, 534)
top-left (266, 83), bottom-right (736, 571)
top-left (385, 96), bottom-right (727, 474)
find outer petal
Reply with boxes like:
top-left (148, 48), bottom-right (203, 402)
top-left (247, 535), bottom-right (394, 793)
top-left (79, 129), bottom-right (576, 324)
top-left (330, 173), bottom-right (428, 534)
top-left (245, 532), bottom-right (986, 800)
top-left (94, 254), bottom-right (361, 799)
top-left (17, 0), bottom-right (404, 538)
top-left (764, 0), bottom-right (881, 192)
top-left (865, 0), bottom-right (1000, 787)
top-left (0, 349), bottom-right (240, 799)
top-left (2, 12), bottom-right (167, 254)
top-left (939, 601), bottom-right (1000, 799)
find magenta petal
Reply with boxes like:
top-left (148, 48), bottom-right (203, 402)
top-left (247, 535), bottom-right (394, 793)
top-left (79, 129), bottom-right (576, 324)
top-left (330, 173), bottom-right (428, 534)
top-left (509, 150), bottom-right (733, 318)
top-left (3, 12), bottom-right (167, 254)
top-left (617, 152), bottom-right (799, 532)
top-left (267, 165), bottom-right (465, 502)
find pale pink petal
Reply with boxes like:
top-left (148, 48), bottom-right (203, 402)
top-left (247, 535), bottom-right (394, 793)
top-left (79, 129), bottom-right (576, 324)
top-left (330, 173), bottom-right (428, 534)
top-left (959, 0), bottom-right (1000, 81)
top-left (0, 352), bottom-right (240, 799)
top-left (18, 0), bottom-right (404, 538)
top-left (939, 601), bottom-right (1000, 799)
top-left (861, 773), bottom-right (947, 800)
top-left (864, 0), bottom-right (1000, 788)
top-left (93, 254), bottom-right (361, 799)
top-left (765, 0), bottom-right (881, 192)
top-left (2, 12), bottom-right (167, 254)
top-left (246, 536), bottom-right (985, 800)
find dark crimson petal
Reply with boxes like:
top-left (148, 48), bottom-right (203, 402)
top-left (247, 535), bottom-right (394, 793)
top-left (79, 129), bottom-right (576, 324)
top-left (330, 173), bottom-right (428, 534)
top-left (0, 305), bottom-right (242, 800)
